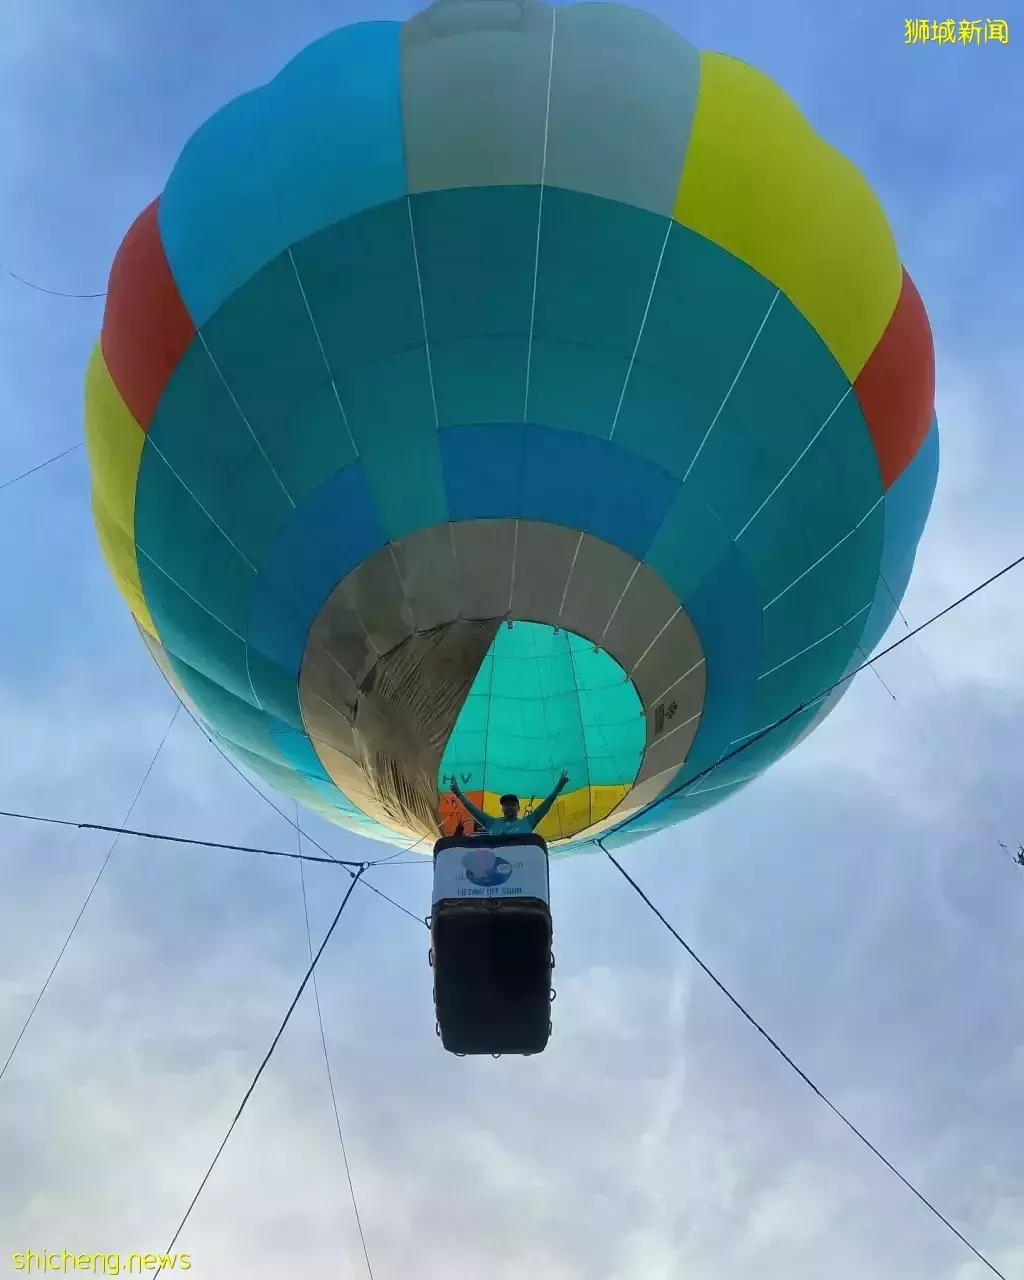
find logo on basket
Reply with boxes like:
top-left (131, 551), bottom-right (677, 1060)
top-left (462, 848), bottom-right (514, 888)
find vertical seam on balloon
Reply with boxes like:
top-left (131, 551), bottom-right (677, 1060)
top-left (557, 531), bottom-right (585, 622)
top-left (511, 425), bottom-right (528, 617)
top-left (136, 545), bottom-right (246, 642)
top-left (685, 775), bottom-right (744, 798)
top-left (387, 542), bottom-right (418, 631)
top-left (149, 439), bottom-right (366, 702)
top-left (307, 631), bottom-right (367, 700)
top-left (608, 219), bottom-right (674, 442)
top-left (515, 419), bottom-right (528, 526)
top-left (637, 498), bottom-right (733, 776)
top-left (287, 247), bottom-right (360, 459)
top-left (760, 305), bottom-right (898, 682)
top-left (530, 621), bottom-right (564, 840)
top-left (242, 634), bottom-right (265, 713)
top-left (630, 605), bottom-right (682, 676)
top-left (141, 447), bottom-right (264, 714)
top-left (734, 385), bottom-right (854, 542)
top-left (852, 446), bottom-right (895, 658)
top-left (523, 6), bottom-right (557, 422)
top-left (405, 196), bottom-right (440, 430)
top-left (681, 288), bottom-right (780, 484)
top-left (728, 691), bottom-right (831, 748)
top-left (763, 492), bottom-right (884, 610)
top-left (605, 754), bottom-right (690, 834)
top-left (508, 518), bottom-right (520, 614)
top-left (878, 569), bottom-right (910, 632)
top-left (576, 651), bottom-right (646, 838)
top-left (196, 331), bottom-right (296, 509)
top-left (146, 438), bottom-right (259, 574)
top-left (756, 600), bottom-right (873, 681)
top-left (600, 562), bottom-right (641, 640)
top-left (345, 592), bottom-right (382, 660)
top-left (448, 522), bottom-right (461, 619)
top-left (129, 424), bottom-right (148, 634)
top-left (302, 696), bottom-right (360, 762)
top-left (651, 655), bottom-right (706, 710)
top-left (306, 688), bottom-right (360, 739)
top-left (566, 637), bottom-right (594, 834)
top-left (478, 636), bottom-right (498, 813)
top-left (302, 731), bottom-right (410, 836)
top-left (651, 706), bottom-right (702, 746)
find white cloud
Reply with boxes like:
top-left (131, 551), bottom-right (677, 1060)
top-left (740, 1161), bottom-right (842, 1256)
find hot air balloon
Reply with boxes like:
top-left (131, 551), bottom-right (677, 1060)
top-left (84, 0), bottom-right (937, 871)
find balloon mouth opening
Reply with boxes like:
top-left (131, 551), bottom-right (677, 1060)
top-left (438, 620), bottom-right (646, 844)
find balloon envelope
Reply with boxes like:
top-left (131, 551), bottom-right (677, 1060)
top-left (84, 0), bottom-right (937, 853)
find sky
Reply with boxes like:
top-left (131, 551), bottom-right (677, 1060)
top-left (1, 0), bottom-right (1023, 1276)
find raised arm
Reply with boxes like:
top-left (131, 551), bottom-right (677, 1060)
top-left (527, 771), bottom-right (569, 830)
top-left (450, 779), bottom-right (492, 831)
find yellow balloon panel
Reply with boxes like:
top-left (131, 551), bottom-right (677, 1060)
top-left (473, 786), bottom-right (632, 844)
top-left (674, 51), bottom-right (902, 380)
top-left (84, 345), bottom-right (155, 636)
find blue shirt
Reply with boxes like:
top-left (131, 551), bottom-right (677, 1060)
top-left (453, 784), bottom-right (562, 836)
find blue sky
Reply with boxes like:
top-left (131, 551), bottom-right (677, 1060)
top-left (1, 0), bottom-right (1023, 1275)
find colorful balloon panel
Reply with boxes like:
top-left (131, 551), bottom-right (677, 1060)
top-left (83, 0), bottom-right (937, 854)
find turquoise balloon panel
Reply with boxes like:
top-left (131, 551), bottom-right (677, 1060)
top-left (159, 21), bottom-right (408, 326)
top-left (439, 623), bottom-right (646, 801)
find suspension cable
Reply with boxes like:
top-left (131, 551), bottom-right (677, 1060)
top-left (297, 814), bottom-right (374, 1278)
top-left (0, 804), bottom-right (428, 928)
top-left (0, 705), bottom-right (181, 1086)
top-left (0, 441), bottom-right (84, 493)
top-left (858, 641), bottom-right (1021, 871)
top-left (0, 805), bottom-right (353, 867)
top-left (182, 703), bottom-right (428, 869)
top-left (2, 262), bottom-right (104, 299)
top-left (179, 706), bottom-right (430, 923)
top-left (873, 576), bottom-right (1021, 871)
top-left (609, 549), bottom-right (1024, 838)
top-left (165, 863), bottom-right (367, 1253)
top-left (599, 841), bottom-right (1007, 1279)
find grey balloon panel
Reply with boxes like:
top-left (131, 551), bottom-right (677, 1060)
top-left (308, 583), bottom-right (388, 689)
top-left (356, 621), bottom-right (500, 835)
top-left (629, 608), bottom-right (704, 710)
top-left (339, 543), bottom-right (416, 657)
top-left (584, 762), bottom-right (682, 838)
top-left (603, 559), bottom-right (680, 673)
top-left (302, 518), bottom-right (709, 737)
top-left (451, 519), bottom-right (517, 617)
top-left (300, 671), bottom-right (360, 759)
top-left (638, 705), bottom-right (702, 779)
top-left (558, 533), bottom-right (638, 640)
top-left (543, 3), bottom-right (701, 216)
top-left (390, 522), bottom-right (462, 630)
top-left (314, 738), bottom-right (400, 829)
top-left (402, 2), bottom-right (553, 193)
top-left (403, 1), bottom-right (701, 219)
top-left (510, 520), bottom-right (584, 622)
top-left (418, 1), bottom-right (538, 36)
